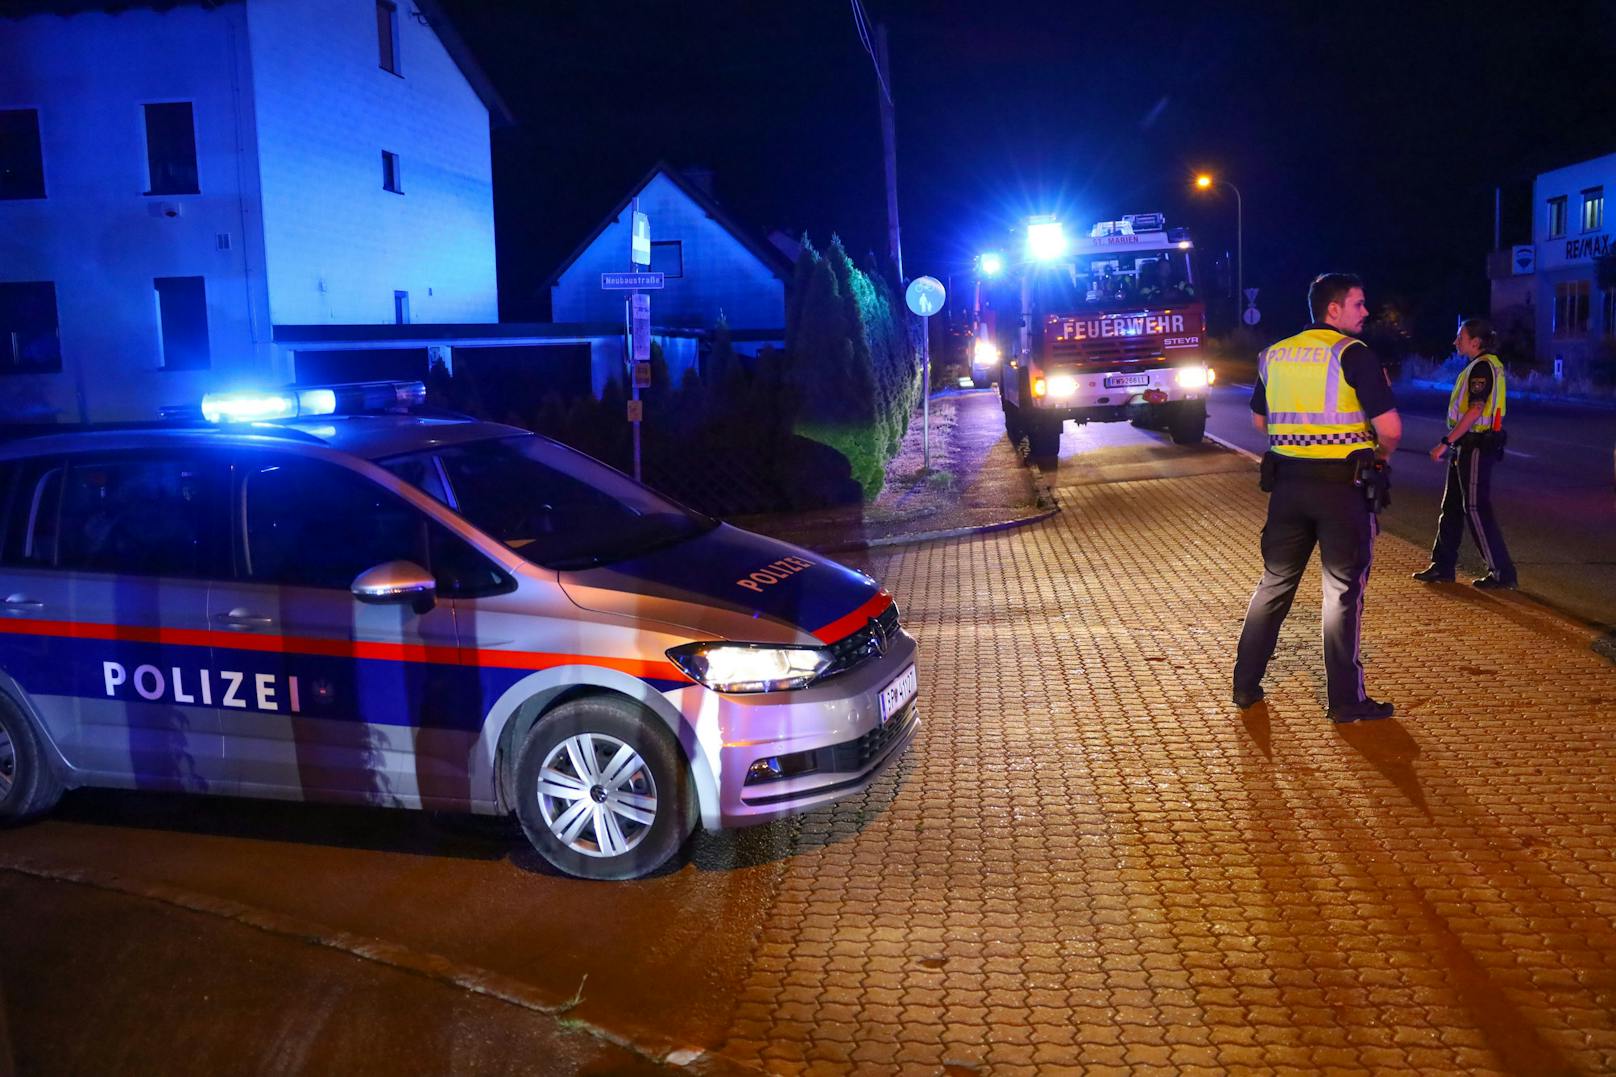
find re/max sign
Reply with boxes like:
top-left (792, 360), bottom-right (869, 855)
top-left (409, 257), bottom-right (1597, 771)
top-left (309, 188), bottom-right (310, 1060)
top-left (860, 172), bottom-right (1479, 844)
top-left (1564, 234), bottom-right (1612, 261)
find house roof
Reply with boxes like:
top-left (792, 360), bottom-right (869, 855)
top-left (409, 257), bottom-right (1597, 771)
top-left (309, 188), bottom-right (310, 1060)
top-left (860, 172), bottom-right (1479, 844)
top-left (546, 161), bottom-right (798, 291)
top-left (1, 0), bottom-right (513, 127)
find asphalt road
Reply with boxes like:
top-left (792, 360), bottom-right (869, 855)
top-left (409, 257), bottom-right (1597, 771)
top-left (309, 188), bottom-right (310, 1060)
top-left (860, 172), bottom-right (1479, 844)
top-left (1205, 382), bottom-right (1616, 631)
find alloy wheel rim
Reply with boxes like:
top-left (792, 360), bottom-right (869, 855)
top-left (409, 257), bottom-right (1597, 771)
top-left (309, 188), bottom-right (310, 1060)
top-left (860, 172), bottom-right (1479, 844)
top-left (536, 733), bottom-right (658, 858)
top-left (0, 720), bottom-right (15, 799)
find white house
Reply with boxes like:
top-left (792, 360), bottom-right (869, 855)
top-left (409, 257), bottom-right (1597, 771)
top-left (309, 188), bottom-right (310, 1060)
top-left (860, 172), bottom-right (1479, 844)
top-left (549, 163), bottom-right (794, 388)
top-left (0, 0), bottom-right (507, 422)
top-left (1530, 151), bottom-right (1614, 370)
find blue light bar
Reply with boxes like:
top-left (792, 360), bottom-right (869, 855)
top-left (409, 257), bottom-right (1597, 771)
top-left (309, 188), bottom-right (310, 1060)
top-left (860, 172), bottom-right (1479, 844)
top-left (199, 381), bottom-right (425, 424)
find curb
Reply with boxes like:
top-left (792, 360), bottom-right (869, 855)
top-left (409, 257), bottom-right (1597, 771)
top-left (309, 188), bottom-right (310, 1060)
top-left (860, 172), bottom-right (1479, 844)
top-left (1204, 431), bottom-right (1262, 464)
top-left (809, 506), bottom-right (1060, 554)
top-left (0, 858), bottom-right (760, 1076)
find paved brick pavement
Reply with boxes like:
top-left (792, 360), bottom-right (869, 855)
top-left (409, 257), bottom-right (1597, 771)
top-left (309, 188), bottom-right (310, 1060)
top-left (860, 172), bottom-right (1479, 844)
top-left (717, 469), bottom-right (1616, 1075)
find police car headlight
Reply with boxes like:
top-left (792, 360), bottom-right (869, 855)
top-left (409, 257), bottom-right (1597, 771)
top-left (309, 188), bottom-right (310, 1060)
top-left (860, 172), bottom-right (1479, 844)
top-left (666, 643), bottom-right (833, 693)
top-left (1175, 366), bottom-right (1210, 389)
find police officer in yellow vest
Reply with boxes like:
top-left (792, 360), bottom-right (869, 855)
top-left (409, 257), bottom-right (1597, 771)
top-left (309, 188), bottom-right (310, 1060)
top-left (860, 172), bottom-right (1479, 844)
top-left (1412, 318), bottom-right (1516, 588)
top-left (1234, 274), bottom-right (1403, 722)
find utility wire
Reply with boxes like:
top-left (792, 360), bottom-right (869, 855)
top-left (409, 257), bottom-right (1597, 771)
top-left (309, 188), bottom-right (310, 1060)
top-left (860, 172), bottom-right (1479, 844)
top-left (848, 0), bottom-right (891, 104)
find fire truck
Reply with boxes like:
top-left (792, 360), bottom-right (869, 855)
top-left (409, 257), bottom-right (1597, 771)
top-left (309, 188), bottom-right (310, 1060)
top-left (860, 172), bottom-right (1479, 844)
top-left (993, 213), bottom-right (1213, 458)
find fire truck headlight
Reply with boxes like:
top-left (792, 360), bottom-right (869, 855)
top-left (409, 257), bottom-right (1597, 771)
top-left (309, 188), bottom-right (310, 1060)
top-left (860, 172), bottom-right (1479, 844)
top-left (1032, 377), bottom-right (1047, 398)
top-left (1048, 374), bottom-right (1078, 399)
top-left (972, 339), bottom-right (1000, 365)
top-left (1175, 366), bottom-right (1210, 389)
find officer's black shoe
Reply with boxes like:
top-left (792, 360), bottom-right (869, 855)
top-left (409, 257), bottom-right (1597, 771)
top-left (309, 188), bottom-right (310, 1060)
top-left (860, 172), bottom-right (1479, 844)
top-left (1232, 686), bottom-right (1265, 709)
top-left (1327, 698), bottom-right (1395, 724)
top-left (1472, 574), bottom-right (1517, 590)
top-left (1411, 565), bottom-right (1456, 583)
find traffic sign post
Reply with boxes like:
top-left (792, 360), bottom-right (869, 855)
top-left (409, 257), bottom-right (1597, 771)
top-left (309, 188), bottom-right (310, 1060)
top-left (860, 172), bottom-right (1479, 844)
top-left (905, 276), bottom-right (947, 471)
top-left (603, 200), bottom-right (660, 481)
top-left (1243, 287), bottom-right (1260, 327)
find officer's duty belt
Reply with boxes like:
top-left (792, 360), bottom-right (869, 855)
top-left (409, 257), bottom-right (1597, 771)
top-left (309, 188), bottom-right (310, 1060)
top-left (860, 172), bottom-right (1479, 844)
top-left (1266, 454), bottom-right (1359, 481)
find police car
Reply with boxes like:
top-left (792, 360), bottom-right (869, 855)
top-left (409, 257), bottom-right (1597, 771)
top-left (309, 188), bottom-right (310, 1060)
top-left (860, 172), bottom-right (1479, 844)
top-left (0, 382), bottom-right (919, 880)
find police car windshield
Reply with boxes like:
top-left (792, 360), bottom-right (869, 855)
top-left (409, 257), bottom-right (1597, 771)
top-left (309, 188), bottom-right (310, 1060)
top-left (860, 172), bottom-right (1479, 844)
top-left (380, 436), bottom-right (714, 570)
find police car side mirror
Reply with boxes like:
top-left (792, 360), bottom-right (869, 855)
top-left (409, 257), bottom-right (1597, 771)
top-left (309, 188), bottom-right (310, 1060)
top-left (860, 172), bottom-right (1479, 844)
top-left (352, 560), bottom-right (437, 611)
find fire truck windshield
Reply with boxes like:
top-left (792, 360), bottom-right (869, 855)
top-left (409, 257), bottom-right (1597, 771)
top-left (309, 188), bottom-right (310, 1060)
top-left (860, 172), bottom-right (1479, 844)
top-left (1031, 248), bottom-right (1196, 312)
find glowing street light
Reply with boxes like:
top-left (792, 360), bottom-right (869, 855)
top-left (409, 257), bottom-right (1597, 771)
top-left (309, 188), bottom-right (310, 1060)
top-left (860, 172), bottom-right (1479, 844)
top-left (1192, 172), bottom-right (1244, 321)
top-left (978, 251), bottom-right (1005, 277)
top-left (1026, 216), bottom-right (1067, 262)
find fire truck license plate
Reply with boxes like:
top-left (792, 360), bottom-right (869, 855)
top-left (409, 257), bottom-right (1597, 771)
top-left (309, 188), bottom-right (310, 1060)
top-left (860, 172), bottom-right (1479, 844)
top-left (879, 665), bottom-right (918, 723)
top-left (1104, 374), bottom-right (1151, 388)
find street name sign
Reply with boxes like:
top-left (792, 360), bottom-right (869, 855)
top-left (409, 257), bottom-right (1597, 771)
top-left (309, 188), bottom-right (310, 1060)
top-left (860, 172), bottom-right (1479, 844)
top-left (601, 272), bottom-right (665, 290)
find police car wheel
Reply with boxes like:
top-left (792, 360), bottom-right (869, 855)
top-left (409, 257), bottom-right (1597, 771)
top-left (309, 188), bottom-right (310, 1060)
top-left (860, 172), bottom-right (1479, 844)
top-left (0, 696), bottom-right (63, 823)
top-left (514, 697), bottom-right (696, 881)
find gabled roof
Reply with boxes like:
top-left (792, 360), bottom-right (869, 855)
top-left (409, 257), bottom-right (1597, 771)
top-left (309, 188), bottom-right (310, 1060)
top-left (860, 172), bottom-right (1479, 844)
top-left (1, 0), bottom-right (513, 127)
top-left (413, 0), bottom-right (513, 128)
top-left (547, 161), bottom-right (798, 291)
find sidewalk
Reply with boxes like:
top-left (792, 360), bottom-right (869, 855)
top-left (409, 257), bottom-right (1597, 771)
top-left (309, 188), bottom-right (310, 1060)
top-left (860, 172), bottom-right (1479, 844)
top-left (734, 389), bottom-right (1050, 552)
top-left (713, 463), bottom-right (1616, 1073)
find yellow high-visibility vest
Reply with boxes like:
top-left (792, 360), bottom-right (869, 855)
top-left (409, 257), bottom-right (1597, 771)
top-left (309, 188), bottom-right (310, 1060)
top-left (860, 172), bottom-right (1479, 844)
top-left (1447, 353), bottom-right (1506, 433)
top-left (1258, 327), bottom-right (1377, 460)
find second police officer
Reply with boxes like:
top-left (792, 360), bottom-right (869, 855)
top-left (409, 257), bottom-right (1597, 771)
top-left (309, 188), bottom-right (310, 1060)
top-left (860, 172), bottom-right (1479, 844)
top-left (1412, 317), bottom-right (1517, 589)
top-left (1233, 274), bottom-right (1403, 722)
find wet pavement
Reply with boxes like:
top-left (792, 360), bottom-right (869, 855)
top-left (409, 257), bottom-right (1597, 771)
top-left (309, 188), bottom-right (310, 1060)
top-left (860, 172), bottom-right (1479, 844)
top-left (6, 418), bottom-right (1616, 1074)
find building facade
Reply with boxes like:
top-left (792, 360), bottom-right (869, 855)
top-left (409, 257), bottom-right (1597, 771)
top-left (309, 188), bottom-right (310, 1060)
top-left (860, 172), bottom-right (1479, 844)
top-left (0, 0), bottom-right (502, 422)
top-left (549, 164), bottom-right (793, 363)
top-left (1531, 151), bottom-right (1615, 372)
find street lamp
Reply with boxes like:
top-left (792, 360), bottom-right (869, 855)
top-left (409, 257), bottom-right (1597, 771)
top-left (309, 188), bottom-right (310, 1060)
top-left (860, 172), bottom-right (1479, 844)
top-left (978, 251), bottom-right (1005, 277)
top-left (1193, 173), bottom-right (1244, 324)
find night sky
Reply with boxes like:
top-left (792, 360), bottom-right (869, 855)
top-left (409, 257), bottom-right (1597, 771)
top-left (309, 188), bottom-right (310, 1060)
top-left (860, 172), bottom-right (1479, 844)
top-left (442, 0), bottom-right (1616, 348)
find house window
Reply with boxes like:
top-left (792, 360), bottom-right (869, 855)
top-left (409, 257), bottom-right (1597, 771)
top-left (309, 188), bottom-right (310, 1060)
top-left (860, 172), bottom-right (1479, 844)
top-left (394, 290), bottom-right (410, 324)
top-left (1552, 279), bottom-right (1590, 338)
top-left (154, 276), bottom-right (210, 370)
top-left (1583, 187), bottom-right (1605, 234)
top-left (382, 150), bottom-right (402, 193)
top-left (1603, 287), bottom-right (1616, 339)
top-left (0, 109), bottom-right (46, 200)
top-left (650, 240), bottom-right (684, 278)
top-left (1547, 196), bottom-right (1567, 239)
top-left (143, 102), bottom-right (198, 195)
top-left (377, 1), bottom-right (400, 75)
top-left (0, 281), bottom-right (62, 374)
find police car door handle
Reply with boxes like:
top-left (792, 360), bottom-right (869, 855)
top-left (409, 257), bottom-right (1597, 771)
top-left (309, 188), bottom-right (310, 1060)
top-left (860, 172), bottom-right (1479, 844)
top-left (214, 608), bottom-right (275, 628)
top-left (3, 595), bottom-right (44, 611)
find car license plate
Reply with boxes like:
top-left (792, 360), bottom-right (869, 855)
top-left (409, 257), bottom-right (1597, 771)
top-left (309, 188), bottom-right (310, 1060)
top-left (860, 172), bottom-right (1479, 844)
top-left (1104, 374), bottom-right (1151, 388)
top-left (879, 664), bottom-right (918, 723)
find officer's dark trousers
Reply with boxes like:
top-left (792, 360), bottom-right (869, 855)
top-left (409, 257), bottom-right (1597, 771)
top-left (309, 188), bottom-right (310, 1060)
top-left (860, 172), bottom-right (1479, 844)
top-left (1429, 441), bottom-right (1515, 582)
top-left (1234, 474), bottom-right (1378, 709)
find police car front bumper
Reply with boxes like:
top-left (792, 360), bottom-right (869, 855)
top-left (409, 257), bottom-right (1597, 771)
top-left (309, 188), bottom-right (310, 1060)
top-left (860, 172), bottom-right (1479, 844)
top-left (672, 630), bottom-right (920, 828)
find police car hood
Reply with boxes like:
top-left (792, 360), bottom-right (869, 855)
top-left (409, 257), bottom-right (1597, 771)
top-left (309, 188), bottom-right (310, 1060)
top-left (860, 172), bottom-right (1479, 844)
top-left (558, 523), bottom-right (889, 646)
